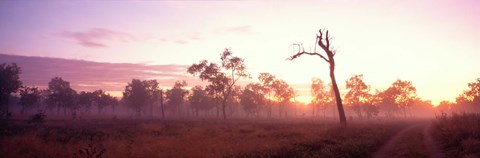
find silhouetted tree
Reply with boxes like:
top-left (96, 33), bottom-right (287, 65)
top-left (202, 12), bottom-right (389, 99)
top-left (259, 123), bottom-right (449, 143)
top-left (289, 29), bottom-right (347, 125)
top-left (77, 91), bottom-right (96, 113)
top-left (272, 79), bottom-right (294, 118)
top-left (409, 99), bottom-right (434, 117)
top-left (166, 80), bottom-right (188, 116)
top-left (240, 83), bottom-right (264, 117)
top-left (344, 75), bottom-right (371, 119)
top-left (311, 78), bottom-right (333, 118)
top-left (94, 90), bottom-right (118, 114)
top-left (189, 85), bottom-right (216, 117)
top-left (258, 73), bottom-right (275, 118)
top-left (226, 85), bottom-right (242, 117)
top-left (391, 79), bottom-right (417, 118)
top-left (0, 63), bottom-right (22, 119)
top-left (437, 100), bottom-right (454, 114)
top-left (188, 49), bottom-right (248, 119)
top-left (376, 88), bottom-right (399, 118)
top-left (145, 80), bottom-right (161, 117)
top-left (47, 77), bottom-right (77, 116)
top-left (18, 86), bottom-right (41, 114)
top-left (460, 78), bottom-right (480, 112)
top-left (123, 79), bottom-right (149, 116)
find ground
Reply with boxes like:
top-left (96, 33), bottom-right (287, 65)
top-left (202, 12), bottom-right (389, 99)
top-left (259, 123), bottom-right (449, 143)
top-left (0, 117), bottom-right (449, 158)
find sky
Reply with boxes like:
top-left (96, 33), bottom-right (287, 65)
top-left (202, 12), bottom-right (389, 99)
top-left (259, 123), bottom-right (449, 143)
top-left (0, 0), bottom-right (479, 105)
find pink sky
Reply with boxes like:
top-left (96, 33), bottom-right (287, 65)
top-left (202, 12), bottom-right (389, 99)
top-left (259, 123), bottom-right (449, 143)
top-left (1, 0), bottom-right (479, 104)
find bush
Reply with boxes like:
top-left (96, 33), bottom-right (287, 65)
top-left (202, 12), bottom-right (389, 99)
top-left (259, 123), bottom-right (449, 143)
top-left (28, 111), bottom-right (46, 124)
top-left (433, 113), bottom-right (480, 157)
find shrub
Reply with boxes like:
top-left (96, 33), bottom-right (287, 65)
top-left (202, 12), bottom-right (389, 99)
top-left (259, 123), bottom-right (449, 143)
top-left (433, 113), bottom-right (480, 157)
top-left (28, 111), bottom-right (46, 124)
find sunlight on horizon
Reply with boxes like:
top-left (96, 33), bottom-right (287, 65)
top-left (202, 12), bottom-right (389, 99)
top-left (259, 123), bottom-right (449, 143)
top-left (1, 0), bottom-right (479, 106)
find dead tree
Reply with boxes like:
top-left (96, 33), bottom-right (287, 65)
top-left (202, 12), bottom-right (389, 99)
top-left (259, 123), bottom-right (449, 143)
top-left (288, 29), bottom-right (347, 126)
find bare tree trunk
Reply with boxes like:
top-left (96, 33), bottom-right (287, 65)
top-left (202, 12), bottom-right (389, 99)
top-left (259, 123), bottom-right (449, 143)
top-left (160, 94), bottom-right (165, 119)
top-left (216, 105), bottom-right (219, 119)
top-left (329, 65), bottom-right (347, 126)
top-left (222, 99), bottom-right (227, 119)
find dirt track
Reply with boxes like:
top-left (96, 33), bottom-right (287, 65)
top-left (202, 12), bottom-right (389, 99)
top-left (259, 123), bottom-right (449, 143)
top-left (372, 122), bottom-right (445, 158)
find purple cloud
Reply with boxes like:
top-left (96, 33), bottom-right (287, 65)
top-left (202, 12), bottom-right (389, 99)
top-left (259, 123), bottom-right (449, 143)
top-left (0, 54), bottom-right (204, 93)
top-left (55, 28), bottom-right (136, 48)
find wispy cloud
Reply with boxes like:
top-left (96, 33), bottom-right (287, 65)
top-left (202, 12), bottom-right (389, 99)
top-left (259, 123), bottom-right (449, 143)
top-left (54, 28), bottom-right (138, 48)
top-left (188, 32), bottom-right (203, 40)
top-left (0, 54), bottom-right (204, 93)
top-left (174, 40), bottom-right (188, 45)
top-left (214, 25), bottom-right (254, 35)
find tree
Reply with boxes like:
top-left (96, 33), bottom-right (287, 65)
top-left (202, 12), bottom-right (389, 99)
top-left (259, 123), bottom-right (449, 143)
top-left (144, 80), bottom-right (161, 117)
top-left (311, 78), bottom-right (333, 118)
top-left (375, 88), bottom-right (399, 118)
top-left (344, 74), bottom-right (371, 119)
top-left (240, 83), bottom-right (265, 117)
top-left (123, 79), bottom-right (149, 116)
top-left (391, 79), bottom-right (417, 118)
top-left (188, 49), bottom-right (248, 119)
top-left (258, 73), bottom-right (275, 118)
top-left (166, 80), bottom-right (188, 116)
top-left (94, 90), bottom-right (118, 114)
top-left (18, 86), bottom-right (41, 114)
top-left (460, 78), bottom-right (480, 112)
top-left (437, 100), bottom-right (454, 114)
top-left (0, 63), bottom-right (22, 119)
top-left (47, 77), bottom-right (77, 116)
top-left (272, 79), bottom-right (294, 118)
top-left (77, 91), bottom-right (96, 113)
top-left (289, 29), bottom-right (347, 125)
top-left (190, 86), bottom-right (214, 116)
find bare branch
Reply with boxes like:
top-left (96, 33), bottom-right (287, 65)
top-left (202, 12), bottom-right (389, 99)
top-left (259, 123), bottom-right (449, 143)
top-left (326, 30), bottom-right (330, 49)
top-left (289, 43), bottom-right (329, 62)
top-left (288, 51), bottom-right (330, 63)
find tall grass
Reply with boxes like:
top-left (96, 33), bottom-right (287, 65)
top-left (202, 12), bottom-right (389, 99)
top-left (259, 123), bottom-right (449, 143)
top-left (433, 113), bottom-right (480, 158)
top-left (0, 119), bottom-right (408, 158)
top-left (230, 122), bottom-right (407, 158)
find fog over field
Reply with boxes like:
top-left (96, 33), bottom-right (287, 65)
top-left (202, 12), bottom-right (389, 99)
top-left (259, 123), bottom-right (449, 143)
top-left (1, 0), bottom-right (479, 158)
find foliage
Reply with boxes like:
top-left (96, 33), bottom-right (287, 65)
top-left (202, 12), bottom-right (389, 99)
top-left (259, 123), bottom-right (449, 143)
top-left (190, 85), bottom-right (216, 113)
top-left (0, 63), bottom-right (22, 119)
top-left (454, 78), bottom-right (480, 112)
top-left (344, 75), bottom-right (379, 119)
top-left (188, 48), bottom-right (248, 119)
top-left (47, 77), bottom-right (77, 115)
top-left (311, 78), bottom-right (334, 118)
top-left (258, 73), bottom-right (276, 118)
top-left (28, 111), bottom-right (46, 124)
top-left (433, 113), bottom-right (480, 157)
top-left (166, 80), bottom-right (189, 114)
top-left (272, 79), bottom-right (295, 117)
top-left (240, 83), bottom-right (264, 117)
top-left (391, 80), bottom-right (417, 116)
top-left (376, 79), bottom-right (417, 118)
top-left (123, 79), bottom-right (160, 116)
top-left (19, 86), bottom-right (41, 114)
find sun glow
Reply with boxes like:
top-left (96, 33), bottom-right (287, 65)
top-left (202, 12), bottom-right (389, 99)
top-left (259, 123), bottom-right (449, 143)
top-left (293, 96), bottom-right (312, 105)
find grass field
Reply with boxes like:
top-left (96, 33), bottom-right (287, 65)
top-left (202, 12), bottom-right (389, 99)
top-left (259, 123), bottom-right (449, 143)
top-left (432, 113), bottom-right (480, 158)
top-left (0, 118), bottom-right (410, 158)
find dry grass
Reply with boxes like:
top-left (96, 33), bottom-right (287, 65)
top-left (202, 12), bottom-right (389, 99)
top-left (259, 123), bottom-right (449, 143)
top-left (433, 113), bottom-right (480, 158)
top-left (0, 119), bottom-right (408, 158)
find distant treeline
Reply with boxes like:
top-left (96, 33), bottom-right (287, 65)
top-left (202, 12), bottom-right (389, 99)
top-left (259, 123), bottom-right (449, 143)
top-left (1, 62), bottom-right (479, 120)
